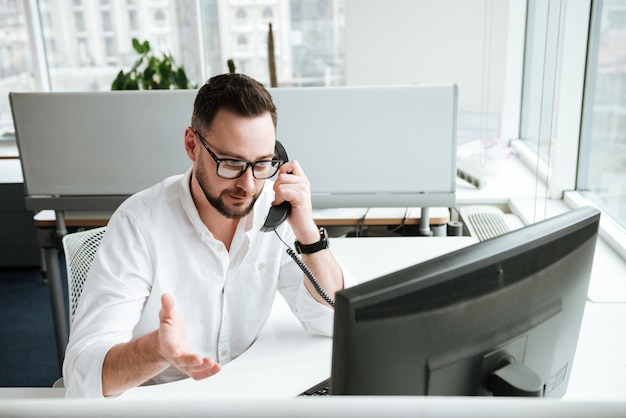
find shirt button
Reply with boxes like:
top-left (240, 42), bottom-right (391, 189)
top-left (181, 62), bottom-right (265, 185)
top-left (258, 262), bottom-right (265, 270)
top-left (220, 350), bottom-right (228, 357)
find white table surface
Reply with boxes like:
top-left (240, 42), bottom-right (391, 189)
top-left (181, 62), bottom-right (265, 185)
top-left (1, 236), bottom-right (624, 405)
top-left (120, 236), bottom-right (478, 400)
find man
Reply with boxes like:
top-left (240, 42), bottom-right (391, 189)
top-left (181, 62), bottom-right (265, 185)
top-left (63, 73), bottom-right (353, 397)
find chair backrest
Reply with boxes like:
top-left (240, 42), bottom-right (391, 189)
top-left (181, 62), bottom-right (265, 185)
top-left (62, 227), bottom-right (107, 324)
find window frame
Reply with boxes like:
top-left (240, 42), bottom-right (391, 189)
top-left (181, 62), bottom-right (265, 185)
top-left (516, 0), bottom-right (626, 257)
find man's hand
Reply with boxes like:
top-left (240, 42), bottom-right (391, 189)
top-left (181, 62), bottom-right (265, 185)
top-left (102, 293), bottom-right (221, 396)
top-left (158, 293), bottom-right (221, 380)
top-left (273, 160), bottom-right (319, 243)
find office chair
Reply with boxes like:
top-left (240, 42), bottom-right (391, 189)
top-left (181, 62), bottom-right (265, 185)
top-left (62, 226), bottom-right (107, 324)
top-left (52, 226), bottom-right (107, 389)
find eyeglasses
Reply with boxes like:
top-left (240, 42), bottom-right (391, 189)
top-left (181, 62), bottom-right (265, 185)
top-left (193, 129), bottom-right (283, 180)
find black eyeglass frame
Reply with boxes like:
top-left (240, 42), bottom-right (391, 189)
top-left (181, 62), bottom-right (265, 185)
top-left (193, 129), bottom-right (284, 180)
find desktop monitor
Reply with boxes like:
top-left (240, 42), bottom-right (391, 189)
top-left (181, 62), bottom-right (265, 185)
top-left (330, 206), bottom-right (600, 398)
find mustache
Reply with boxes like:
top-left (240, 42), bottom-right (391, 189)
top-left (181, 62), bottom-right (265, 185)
top-left (225, 189), bottom-right (252, 198)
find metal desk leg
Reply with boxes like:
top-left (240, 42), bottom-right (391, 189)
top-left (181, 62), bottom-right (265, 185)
top-left (37, 226), bottom-right (68, 368)
top-left (418, 207), bottom-right (433, 236)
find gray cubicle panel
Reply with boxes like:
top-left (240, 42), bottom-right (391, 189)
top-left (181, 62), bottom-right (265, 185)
top-left (10, 84), bottom-right (457, 211)
top-left (269, 84), bottom-right (458, 208)
top-left (10, 90), bottom-right (196, 211)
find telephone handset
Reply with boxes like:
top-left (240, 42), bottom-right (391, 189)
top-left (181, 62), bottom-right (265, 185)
top-left (260, 140), bottom-right (291, 232)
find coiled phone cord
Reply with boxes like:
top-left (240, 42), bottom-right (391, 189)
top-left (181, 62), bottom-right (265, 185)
top-left (275, 231), bottom-right (335, 308)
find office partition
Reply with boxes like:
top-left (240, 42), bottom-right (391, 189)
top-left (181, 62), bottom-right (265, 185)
top-left (10, 83), bottom-right (458, 211)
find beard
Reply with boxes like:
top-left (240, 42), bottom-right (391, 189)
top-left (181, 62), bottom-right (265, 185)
top-left (194, 159), bottom-right (262, 219)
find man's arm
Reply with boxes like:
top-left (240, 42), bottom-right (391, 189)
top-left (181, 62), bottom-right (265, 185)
top-left (102, 294), bottom-right (221, 397)
top-left (273, 161), bottom-right (344, 306)
top-left (298, 245), bottom-right (344, 306)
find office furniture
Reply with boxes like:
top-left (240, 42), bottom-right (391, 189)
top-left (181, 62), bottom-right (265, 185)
top-left (48, 226), bottom-right (107, 389)
top-left (32, 207), bottom-right (451, 229)
top-left (0, 182), bottom-right (40, 267)
top-left (120, 235), bottom-right (626, 403)
top-left (0, 159), bottom-right (40, 267)
top-left (1, 398), bottom-right (624, 418)
top-left (0, 236), bottom-right (625, 413)
top-left (4, 236), bottom-right (478, 400)
top-left (62, 227), bottom-right (107, 324)
top-left (10, 85), bottom-right (457, 210)
top-left (10, 85), bottom-right (459, 362)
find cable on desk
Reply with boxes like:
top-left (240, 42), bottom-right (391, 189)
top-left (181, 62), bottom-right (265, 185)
top-left (389, 207), bottom-right (410, 234)
top-left (355, 208), bottom-right (370, 237)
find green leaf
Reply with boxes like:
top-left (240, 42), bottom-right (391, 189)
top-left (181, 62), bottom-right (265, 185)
top-left (132, 38), bottom-right (143, 54)
top-left (111, 70), bottom-right (127, 90)
top-left (175, 68), bottom-right (189, 89)
top-left (124, 79), bottom-right (139, 90)
top-left (159, 60), bottom-right (172, 78)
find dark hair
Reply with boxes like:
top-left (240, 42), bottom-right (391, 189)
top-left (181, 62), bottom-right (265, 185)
top-left (191, 73), bottom-right (277, 134)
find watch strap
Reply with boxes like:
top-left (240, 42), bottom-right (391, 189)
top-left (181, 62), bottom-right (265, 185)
top-left (294, 227), bottom-right (329, 254)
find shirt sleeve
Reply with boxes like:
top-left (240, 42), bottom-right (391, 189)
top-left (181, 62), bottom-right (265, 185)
top-left (275, 226), bottom-right (356, 337)
top-left (63, 211), bottom-right (153, 398)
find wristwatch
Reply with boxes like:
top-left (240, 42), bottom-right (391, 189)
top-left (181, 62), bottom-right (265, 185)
top-left (294, 227), bottom-right (329, 254)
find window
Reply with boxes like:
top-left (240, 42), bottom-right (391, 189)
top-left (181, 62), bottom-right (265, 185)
top-left (520, 0), bottom-right (562, 162)
top-left (101, 10), bottom-right (113, 32)
top-left (235, 8), bottom-right (247, 26)
top-left (0, 0), bottom-right (32, 136)
top-left (104, 36), bottom-right (116, 57)
top-left (76, 37), bottom-right (89, 63)
top-left (578, 0), bottom-right (626, 230)
top-left (74, 11), bottom-right (85, 32)
top-left (262, 7), bottom-right (273, 25)
top-left (236, 34), bottom-right (249, 53)
top-left (128, 10), bottom-right (139, 31)
top-left (517, 0), bottom-right (626, 245)
top-left (153, 10), bottom-right (166, 28)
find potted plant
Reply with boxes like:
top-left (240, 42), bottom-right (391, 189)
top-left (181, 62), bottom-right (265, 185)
top-left (111, 38), bottom-right (196, 90)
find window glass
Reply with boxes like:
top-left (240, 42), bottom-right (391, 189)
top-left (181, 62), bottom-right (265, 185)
top-left (520, 0), bottom-right (561, 162)
top-left (102, 11), bottom-right (113, 32)
top-left (74, 11), bottom-right (86, 32)
top-left (579, 0), bottom-right (626, 230)
top-left (0, 0), bottom-right (32, 137)
top-left (197, 0), bottom-right (345, 87)
top-left (1, 0), bottom-right (347, 137)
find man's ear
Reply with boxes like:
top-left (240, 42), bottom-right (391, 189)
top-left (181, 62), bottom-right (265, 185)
top-left (184, 127), bottom-right (198, 161)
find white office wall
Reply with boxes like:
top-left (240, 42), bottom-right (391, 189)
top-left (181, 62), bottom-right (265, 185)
top-left (344, 0), bottom-right (509, 114)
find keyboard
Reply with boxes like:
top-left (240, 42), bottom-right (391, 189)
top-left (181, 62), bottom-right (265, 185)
top-left (299, 378), bottom-right (330, 396)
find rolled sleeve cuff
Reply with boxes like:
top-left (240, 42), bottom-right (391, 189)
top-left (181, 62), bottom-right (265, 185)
top-left (296, 263), bottom-right (355, 337)
top-left (63, 342), bottom-right (110, 398)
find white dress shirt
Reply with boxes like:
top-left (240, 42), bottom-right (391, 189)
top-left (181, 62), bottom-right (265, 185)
top-left (63, 168), bottom-right (353, 397)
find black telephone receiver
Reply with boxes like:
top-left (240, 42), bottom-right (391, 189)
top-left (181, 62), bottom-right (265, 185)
top-left (260, 140), bottom-right (291, 232)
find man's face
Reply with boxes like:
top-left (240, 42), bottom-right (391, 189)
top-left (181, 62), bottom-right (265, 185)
top-left (193, 109), bottom-right (276, 219)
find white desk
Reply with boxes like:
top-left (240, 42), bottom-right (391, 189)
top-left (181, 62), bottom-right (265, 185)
top-left (2, 235), bottom-right (625, 408)
top-left (33, 206), bottom-right (454, 367)
top-left (118, 235), bottom-right (626, 403)
top-left (120, 236), bottom-right (478, 400)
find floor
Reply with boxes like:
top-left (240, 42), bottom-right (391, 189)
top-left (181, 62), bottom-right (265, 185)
top-left (0, 266), bottom-right (61, 387)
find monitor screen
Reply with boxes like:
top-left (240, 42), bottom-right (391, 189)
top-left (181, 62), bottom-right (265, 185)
top-left (330, 206), bottom-right (601, 397)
